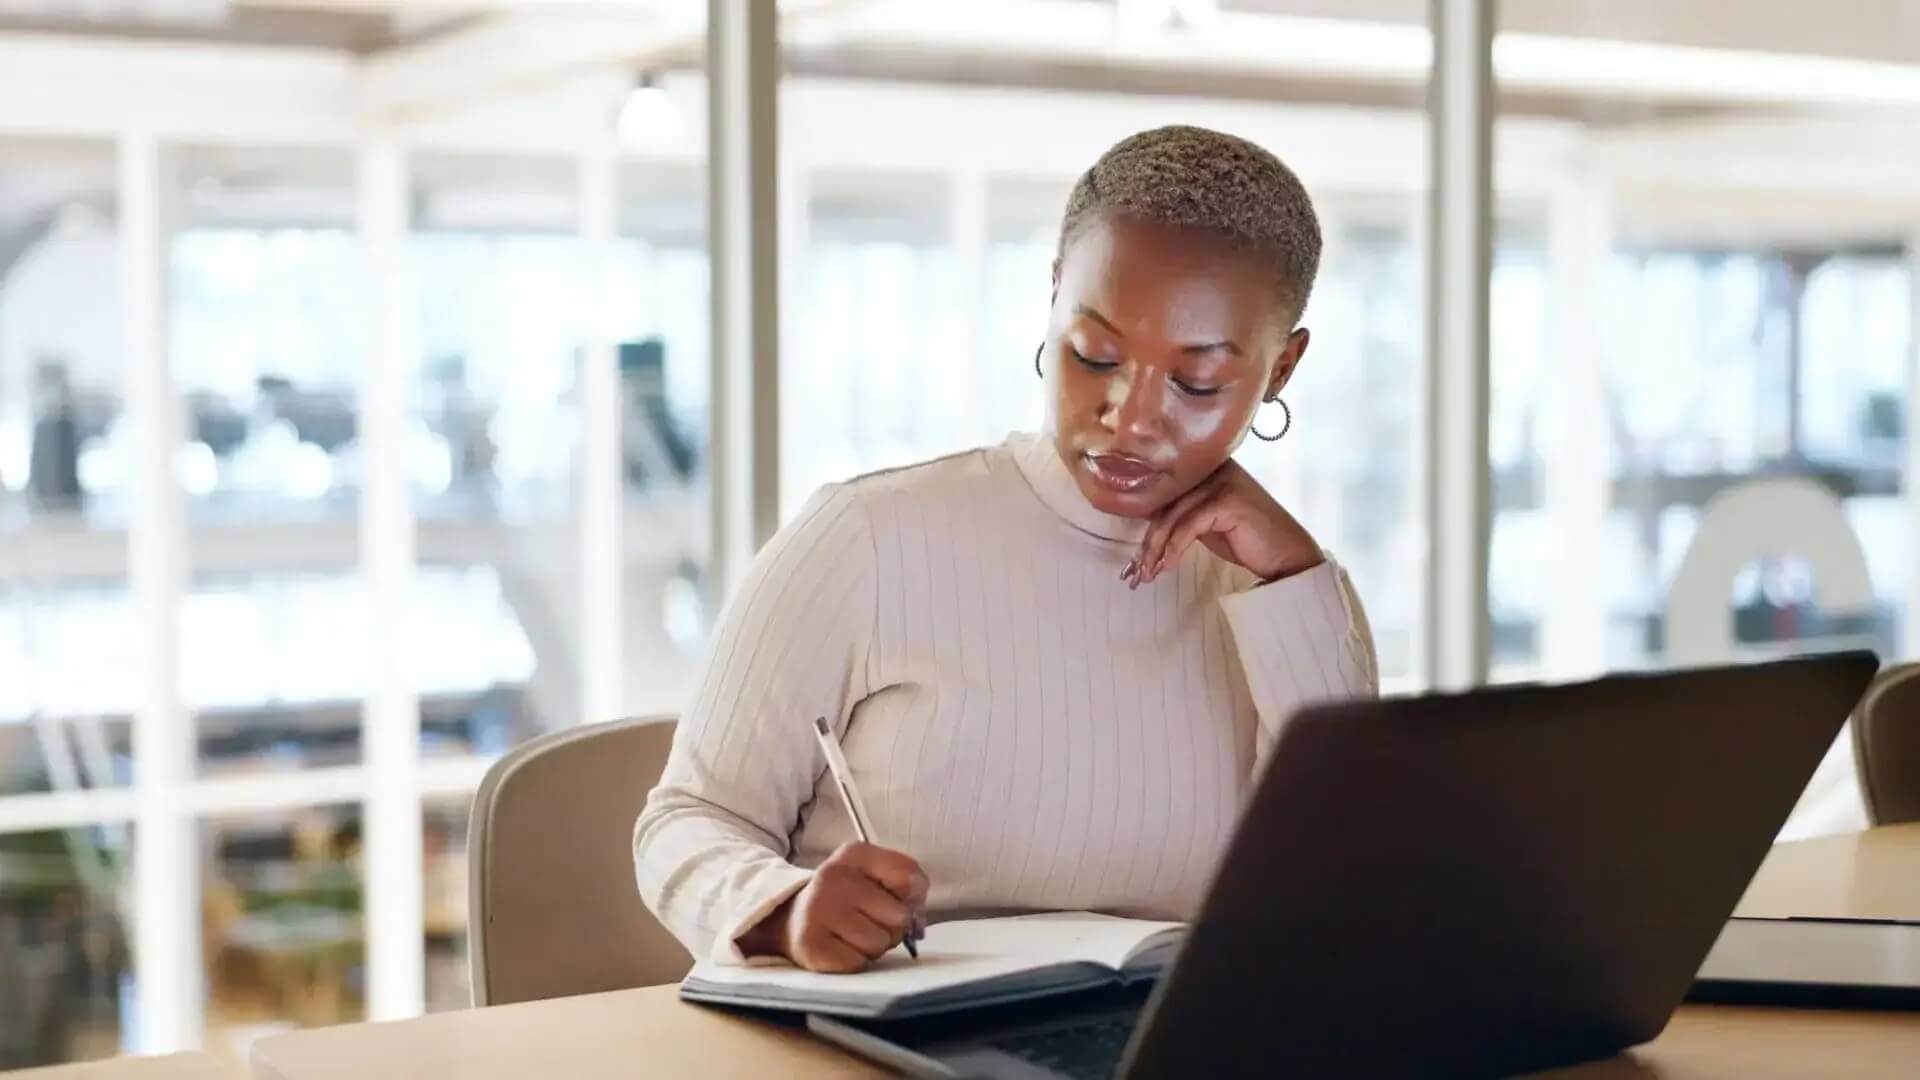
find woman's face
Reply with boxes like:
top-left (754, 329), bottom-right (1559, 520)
top-left (1045, 214), bottom-right (1309, 519)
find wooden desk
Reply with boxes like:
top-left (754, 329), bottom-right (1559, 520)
top-left (11, 1052), bottom-right (237, 1079)
top-left (251, 985), bottom-right (875, 1080)
top-left (1733, 821), bottom-right (1920, 921)
top-left (254, 826), bottom-right (1920, 1079)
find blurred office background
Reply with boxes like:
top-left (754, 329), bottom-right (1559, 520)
top-left (0, 0), bottom-right (1916, 1071)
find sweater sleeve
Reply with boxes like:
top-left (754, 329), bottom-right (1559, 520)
top-left (1217, 556), bottom-right (1379, 770)
top-left (633, 482), bottom-right (877, 964)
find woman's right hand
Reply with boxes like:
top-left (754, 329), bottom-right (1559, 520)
top-left (738, 841), bottom-right (929, 972)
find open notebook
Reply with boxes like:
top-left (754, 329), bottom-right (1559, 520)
top-left (678, 912), bottom-right (1186, 1020)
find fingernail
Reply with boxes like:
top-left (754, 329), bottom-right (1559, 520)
top-left (1121, 559), bottom-right (1136, 581)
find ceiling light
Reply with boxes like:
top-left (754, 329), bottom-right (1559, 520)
top-left (618, 73), bottom-right (684, 148)
top-left (1115, 0), bottom-right (1219, 36)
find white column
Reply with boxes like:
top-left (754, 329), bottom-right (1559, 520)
top-left (707, 0), bottom-right (781, 598)
top-left (123, 129), bottom-right (199, 1054)
top-left (579, 139), bottom-right (625, 724)
top-left (357, 137), bottom-right (424, 1021)
top-left (1404, 185), bottom-right (1433, 691)
top-left (948, 169), bottom-right (988, 447)
top-left (1538, 169), bottom-right (1613, 679)
top-left (1422, 0), bottom-right (1495, 691)
top-left (1907, 229), bottom-right (1920, 659)
top-left (776, 149), bottom-right (809, 516)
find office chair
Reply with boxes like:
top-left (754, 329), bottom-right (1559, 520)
top-left (1852, 663), bottom-right (1920, 826)
top-left (467, 715), bottom-right (691, 1007)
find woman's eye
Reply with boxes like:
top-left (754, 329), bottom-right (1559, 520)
top-left (1173, 379), bottom-right (1224, 397)
top-left (1072, 349), bottom-right (1118, 372)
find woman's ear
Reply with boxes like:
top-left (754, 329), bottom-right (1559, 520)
top-left (1050, 257), bottom-right (1062, 307)
top-left (1266, 327), bottom-right (1310, 399)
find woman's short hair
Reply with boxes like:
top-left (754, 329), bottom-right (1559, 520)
top-left (1058, 124), bottom-right (1322, 325)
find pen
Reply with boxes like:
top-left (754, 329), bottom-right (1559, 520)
top-left (812, 716), bottom-right (922, 959)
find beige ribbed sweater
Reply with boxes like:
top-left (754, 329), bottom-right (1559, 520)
top-left (634, 432), bottom-right (1378, 963)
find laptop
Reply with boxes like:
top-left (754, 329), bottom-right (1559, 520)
top-left (1692, 917), bottom-right (1920, 1009)
top-left (806, 652), bottom-right (1879, 1078)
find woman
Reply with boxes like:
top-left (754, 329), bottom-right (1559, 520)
top-left (635, 125), bottom-right (1377, 973)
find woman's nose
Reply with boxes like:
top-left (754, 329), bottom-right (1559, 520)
top-left (1104, 366), bottom-right (1168, 438)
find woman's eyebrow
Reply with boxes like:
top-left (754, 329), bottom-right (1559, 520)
top-left (1183, 340), bottom-right (1243, 357)
top-left (1074, 303), bottom-right (1241, 356)
top-left (1072, 304), bottom-right (1123, 336)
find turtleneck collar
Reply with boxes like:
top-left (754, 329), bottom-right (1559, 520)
top-left (1007, 431), bottom-right (1152, 544)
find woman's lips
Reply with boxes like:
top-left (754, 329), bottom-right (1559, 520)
top-left (1083, 451), bottom-right (1166, 494)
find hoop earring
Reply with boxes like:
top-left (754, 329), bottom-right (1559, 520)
top-left (1250, 397), bottom-right (1292, 442)
top-left (1034, 342), bottom-right (1044, 379)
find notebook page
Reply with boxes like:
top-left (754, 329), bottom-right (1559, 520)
top-left (684, 912), bottom-right (1186, 1000)
top-left (685, 943), bottom-right (1046, 1000)
top-left (934, 912), bottom-right (1186, 970)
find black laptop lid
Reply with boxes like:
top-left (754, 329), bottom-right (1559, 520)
top-left (1124, 653), bottom-right (1878, 1077)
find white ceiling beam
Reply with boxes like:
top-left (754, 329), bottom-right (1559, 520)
top-left (795, 0), bottom-right (1920, 111)
top-left (349, 0), bottom-right (866, 127)
top-left (237, 0), bottom-right (675, 10)
top-left (355, 8), bottom-right (700, 125)
top-left (785, 0), bottom-right (1430, 85)
top-left (1588, 112), bottom-right (1920, 195)
top-left (0, 32), bottom-right (355, 143)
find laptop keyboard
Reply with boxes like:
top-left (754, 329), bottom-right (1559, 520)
top-left (987, 1016), bottom-right (1135, 1079)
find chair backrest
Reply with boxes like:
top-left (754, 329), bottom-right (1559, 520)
top-left (1853, 663), bottom-right (1920, 825)
top-left (467, 715), bottom-right (690, 1007)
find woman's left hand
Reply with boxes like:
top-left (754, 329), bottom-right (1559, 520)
top-left (1125, 459), bottom-right (1323, 588)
